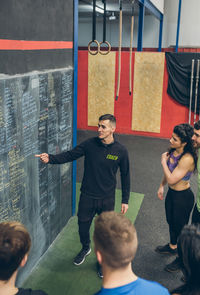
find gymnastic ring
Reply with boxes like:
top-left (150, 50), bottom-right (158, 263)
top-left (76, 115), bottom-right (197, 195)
top-left (88, 40), bottom-right (100, 55)
top-left (99, 41), bottom-right (111, 55)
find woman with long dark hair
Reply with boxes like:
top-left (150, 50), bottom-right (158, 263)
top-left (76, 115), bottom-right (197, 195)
top-left (171, 224), bottom-right (200, 295)
top-left (156, 123), bottom-right (197, 272)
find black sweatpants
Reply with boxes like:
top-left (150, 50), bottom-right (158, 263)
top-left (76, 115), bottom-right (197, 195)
top-left (77, 194), bottom-right (115, 248)
top-left (165, 187), bottom-right (194, 245)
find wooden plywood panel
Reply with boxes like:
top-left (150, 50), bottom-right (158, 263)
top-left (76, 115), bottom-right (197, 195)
top-left (132, 52), bottom-right (165, 133)
top-left (88, 52), bottom-right (116, 126)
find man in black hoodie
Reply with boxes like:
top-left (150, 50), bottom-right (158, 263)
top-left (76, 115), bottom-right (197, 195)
top-left (36, 114), bottom-right (130, 274)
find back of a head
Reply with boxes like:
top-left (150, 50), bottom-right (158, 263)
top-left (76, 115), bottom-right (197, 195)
top-left (178, 224), bottom-right (200, 291)
top-left (93, 211), bottom-right (137, 269)
top-left (0, 221), bottom-right (31, 281)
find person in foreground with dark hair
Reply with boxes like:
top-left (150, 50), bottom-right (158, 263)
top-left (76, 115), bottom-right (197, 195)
top-left (35, 114), bottom-right (130, 277)
top-left (156, 123), bottom-right (197, 272)
top-left (0, 221), bottom-right (47, 295)
top-left (191, 120), bottom-right (200, 223)
top-left (171, 223), bottom-right (200, 295)
top-left (93, 211), bottom-right (170, 295)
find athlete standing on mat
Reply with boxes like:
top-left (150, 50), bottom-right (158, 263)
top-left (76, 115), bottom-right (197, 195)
top-left (35, 114), bottom-right (130, 277)
top-left (156, 123), bottom-right (197, 272)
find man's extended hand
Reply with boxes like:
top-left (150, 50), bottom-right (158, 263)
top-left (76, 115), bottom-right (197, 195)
top-left (121, 203), bottom-right (128, 214)
top-left (35, 153), bottom-right (49, 164)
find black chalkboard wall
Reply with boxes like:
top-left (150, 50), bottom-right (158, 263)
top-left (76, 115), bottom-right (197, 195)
top-left (0, 68), bottom-right (73, 283)
top-left (0, 0), bottom-right (74, 284)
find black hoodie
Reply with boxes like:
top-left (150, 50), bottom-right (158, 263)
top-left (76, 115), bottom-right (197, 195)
top-left (49, 137), bottom-right (130, 204)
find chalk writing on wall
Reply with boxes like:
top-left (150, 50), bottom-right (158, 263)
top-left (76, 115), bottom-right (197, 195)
top-left (0, 68), bottom-right (73, 283)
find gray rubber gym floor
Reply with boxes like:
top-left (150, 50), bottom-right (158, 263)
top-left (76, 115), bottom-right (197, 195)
top-left (77, 129), bottom-right (198, 292)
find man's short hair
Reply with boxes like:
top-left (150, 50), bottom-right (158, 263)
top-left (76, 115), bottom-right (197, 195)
top-left (0, 221), bottom-right (31, 281)
top-left (93, 211), bottom-right (137, 269)
top-left (194, 120), bottom-right (200, 130)
top-left (98, 114), bottom-right (116, 127)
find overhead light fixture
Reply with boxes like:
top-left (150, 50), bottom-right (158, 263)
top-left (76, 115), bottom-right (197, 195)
top-left (95, 6), bottom-right (104, 14)
top-left (109, 12), bottom-right (116, 20)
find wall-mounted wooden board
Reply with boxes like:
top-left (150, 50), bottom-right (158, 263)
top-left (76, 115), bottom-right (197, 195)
top-left (88, 52), bottom-right (116, 126)
top-left (132, 52), bottom-right (165, 133)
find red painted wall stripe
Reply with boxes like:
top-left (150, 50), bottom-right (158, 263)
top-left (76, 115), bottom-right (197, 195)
top-left (0, 39), bottom-right (73, 50)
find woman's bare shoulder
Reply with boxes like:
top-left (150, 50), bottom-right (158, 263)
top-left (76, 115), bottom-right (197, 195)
top-left (180, 153), bottom-right (194, 164)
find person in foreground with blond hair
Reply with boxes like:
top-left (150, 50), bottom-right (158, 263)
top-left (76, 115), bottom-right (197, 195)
top-left (0, 221), bottom-right (47, 295)
top-left (93, 211), bottom-right (170, 295)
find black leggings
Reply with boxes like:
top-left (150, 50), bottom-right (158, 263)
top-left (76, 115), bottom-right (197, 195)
top-left (165, 187), bottom-right (194, 245)
top-left (77, 194), bottom-right (115, 248)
